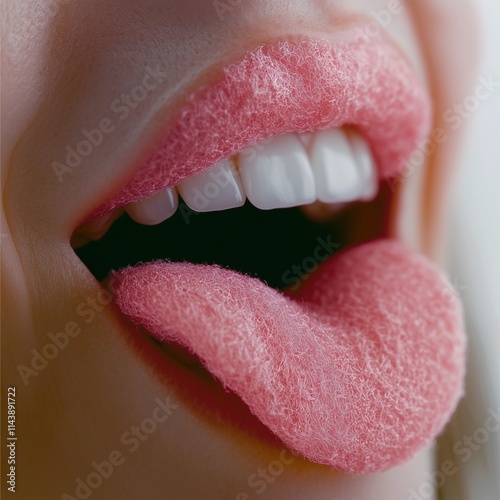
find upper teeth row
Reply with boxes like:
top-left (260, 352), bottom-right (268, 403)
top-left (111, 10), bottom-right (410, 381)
top-left (125, 127), bottom-right (378, 225)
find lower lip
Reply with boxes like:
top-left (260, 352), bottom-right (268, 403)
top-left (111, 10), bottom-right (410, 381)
top-left (103, 200), bottom-right (388, 460)
top-left (111, 236), bottom-right (465, 474)
top-left (89, 30), bottom-right (448, 473)
top-left (116, 311), bottom-right (287, 449)
top-left (102, 201), bottom-right (389, 462)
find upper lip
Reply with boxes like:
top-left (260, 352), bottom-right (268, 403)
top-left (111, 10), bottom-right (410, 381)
top-left (88, 30), bottom-right (431, 222)
top-left (74, 26), bottom-right (461, 476)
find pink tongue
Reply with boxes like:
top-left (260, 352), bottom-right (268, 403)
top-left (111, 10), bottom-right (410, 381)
top-left (112, 239), bottom-right (465, 473)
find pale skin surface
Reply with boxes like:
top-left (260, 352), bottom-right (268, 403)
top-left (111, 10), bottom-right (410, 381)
top-left (1, 1), bottom-right (478, 499)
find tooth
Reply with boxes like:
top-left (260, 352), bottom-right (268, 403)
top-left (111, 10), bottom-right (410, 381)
top-left (72, 209), bottom-right (124, 248)
top-left (125, 187), bottom-right (178, 225)
top-left (177, 158), bottom-right (246, 212)
top-left (348, 130), bottom-right (378, 201)
top-left (239, 133), bottom-right (316, 210)
top-left (310, 128), bottom-right (366, 203)
top-left (298, 132), bottom-right (314, 149)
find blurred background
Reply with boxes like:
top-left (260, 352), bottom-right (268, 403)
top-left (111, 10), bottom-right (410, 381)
top-left (446, 0), bottom-right (500, 498)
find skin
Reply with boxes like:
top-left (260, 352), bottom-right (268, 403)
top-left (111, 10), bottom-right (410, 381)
top-left (1, 1), bottom-right (478, 499)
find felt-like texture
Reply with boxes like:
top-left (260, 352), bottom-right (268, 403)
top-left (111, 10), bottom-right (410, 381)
top-left (94, 37), bottom-right (431, 219)
top-left (112, 239), bottom-right (465, 473)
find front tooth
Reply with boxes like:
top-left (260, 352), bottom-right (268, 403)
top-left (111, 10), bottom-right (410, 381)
top-left (298, 132), bottom-right (314, 149)
top-left (239, 133), bottom-right (316, 210)
top-left (125, 187), bottom-right (178, 225)
top-left (177, 158), bottom-right (246, 212)
top-left (348, 130), bottom-right (378, 201)
top-left (310, 128), bottom-right (366, 203)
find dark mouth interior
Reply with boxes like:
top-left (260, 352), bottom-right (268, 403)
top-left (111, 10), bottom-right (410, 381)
top-left (74, 191), bottom-right (389, 376)
top-left (75, 202), bottom-right (339, 290)
top-left (75, 179), bottom-right (393, 288)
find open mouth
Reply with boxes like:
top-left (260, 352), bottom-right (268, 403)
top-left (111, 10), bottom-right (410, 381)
top-left (72, 35), bottom-right (465, 475)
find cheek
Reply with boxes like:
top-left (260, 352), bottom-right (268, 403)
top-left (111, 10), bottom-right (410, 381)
top-left (406, 0), bottom-right (480, 257)
top-left (3, 1), bottom-right (222, 241)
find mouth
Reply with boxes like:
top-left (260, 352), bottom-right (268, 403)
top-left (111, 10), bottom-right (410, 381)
top-left (73, 35), bottom-right (465, 474)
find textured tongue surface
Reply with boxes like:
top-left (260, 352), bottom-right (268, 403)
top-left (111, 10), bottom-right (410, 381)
top-left (112, 239), bottom-right (465, 473)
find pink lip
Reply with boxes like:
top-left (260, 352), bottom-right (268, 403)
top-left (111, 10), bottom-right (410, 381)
top-left (90, 35), bottom-right (431, 220)
top-left (113, 240), bottom-right (465, 473)
top-left (92, 33), bottom-right (466, 474)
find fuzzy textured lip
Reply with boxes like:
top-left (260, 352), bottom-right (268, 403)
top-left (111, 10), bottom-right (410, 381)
top-left (86, 34), bottom-right (431, 222)
top-left (111, 239), bottom-right (465, 474)
top-left (74, 30), bottom-right (465, 476)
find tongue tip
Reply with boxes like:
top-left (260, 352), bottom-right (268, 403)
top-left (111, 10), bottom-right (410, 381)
top-left (112, 239), bottom-right (466, 474)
